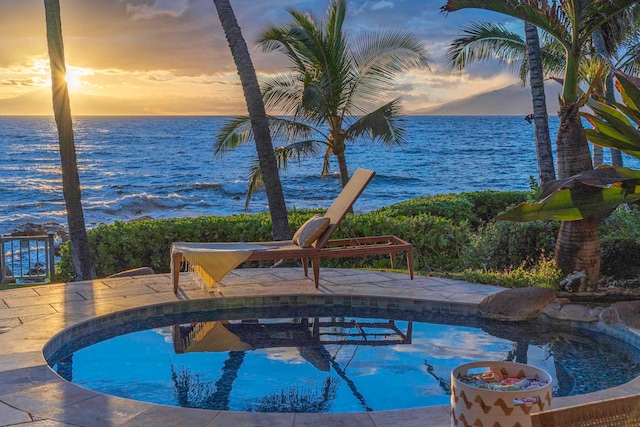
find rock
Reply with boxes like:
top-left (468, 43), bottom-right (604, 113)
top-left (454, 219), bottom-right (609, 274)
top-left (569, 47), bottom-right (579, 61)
top-left (543, 303), bottom-right (601, 322)
top-left (601, 301), bottom-right (640, 329)
top-left (107, 267), bottom-right (155, 278)
top-left (7, 222), bottom-right (69, 243)
top-left (478, 287), bottom-right (557, 321)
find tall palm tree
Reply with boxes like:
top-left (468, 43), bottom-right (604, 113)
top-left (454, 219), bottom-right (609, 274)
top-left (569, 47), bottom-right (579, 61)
top-left (212, 0), bottom-right (290, 240)
top-left (446, 21), bottom-right (557, 185)
top-left (44, 0), bottom-right (95, 281)
top-left (442, 0), bottom-right (638, 290)
top-left (216, 0), bottom-right (430, 200)
top-left (524, 21), bottom-right (556, 185)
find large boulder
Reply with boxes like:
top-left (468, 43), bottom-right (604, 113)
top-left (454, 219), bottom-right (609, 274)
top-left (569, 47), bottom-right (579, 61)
top-left (542, 301), bottom-right (602, 322)
top-left (600, 301), bottom-right (640, 329)
top-left (479, 287), bottom-right (556, 321)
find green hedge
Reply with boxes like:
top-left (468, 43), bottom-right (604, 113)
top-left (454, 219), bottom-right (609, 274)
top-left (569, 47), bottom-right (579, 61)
top-left (379, 190), bottom-right (531, 228)
top-left (60, 189), bottom-right (625, 283)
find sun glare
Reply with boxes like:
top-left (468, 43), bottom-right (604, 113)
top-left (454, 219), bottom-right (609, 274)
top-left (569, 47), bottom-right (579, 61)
top-left (64, 69), bottom-right (83, 93)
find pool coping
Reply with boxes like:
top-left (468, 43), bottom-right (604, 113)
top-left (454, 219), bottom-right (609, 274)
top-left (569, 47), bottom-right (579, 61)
top-left (1, 267), bottom-right (640, 426)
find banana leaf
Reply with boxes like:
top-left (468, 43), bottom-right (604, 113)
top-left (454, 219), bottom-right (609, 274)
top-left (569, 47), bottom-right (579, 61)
top-left (582, 71), bottom-right (640, 157)
top-left (495, 166), bottom-right (640, 222)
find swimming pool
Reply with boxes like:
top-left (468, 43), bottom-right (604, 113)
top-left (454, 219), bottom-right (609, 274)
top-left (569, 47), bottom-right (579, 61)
top-left (46, 301), bottom-right (640, 413)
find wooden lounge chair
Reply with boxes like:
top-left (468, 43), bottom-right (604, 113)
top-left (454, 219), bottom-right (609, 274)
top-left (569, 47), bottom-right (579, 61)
top-left (530, 394), bottom-right (640, 427)
top-left (172, 168), bottom-right (414, 293)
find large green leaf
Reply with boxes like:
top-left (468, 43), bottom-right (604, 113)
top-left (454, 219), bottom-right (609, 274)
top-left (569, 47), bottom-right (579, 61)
top-left (496, 166), bottom-right (640, 222)
top-left (583, 71), bottom-right (640, 157)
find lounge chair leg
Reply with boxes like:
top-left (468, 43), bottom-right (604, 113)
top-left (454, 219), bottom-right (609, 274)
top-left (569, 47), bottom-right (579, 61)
top-left (312, 258), bottom-right (320, 288)
top-left (172, 252), bottom-right (182, 293)
top-left (407, 249), bottom-right (414, 280)
top-left (302, 257), bottom-right (308, 277)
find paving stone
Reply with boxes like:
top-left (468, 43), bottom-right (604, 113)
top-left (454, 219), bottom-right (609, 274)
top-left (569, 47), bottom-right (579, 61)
top-left (39, 394), bottom-right (150, 426)
top-left (0, 305), bottom-right (57, 321)
top-left (3, 293), bottom-right (86, 309)
top-left (0, 399), bottom-right (31, 425)
top-left (371, 405), bottom-right (451, 427)
top-left (293, 412), bottom-right (375, 427)
top-left (126, 405), bottom-right (218, 427)
top-left (10, 420), bottom-right (78, 427)
top-left (209, 411), bottom-right (295, 427)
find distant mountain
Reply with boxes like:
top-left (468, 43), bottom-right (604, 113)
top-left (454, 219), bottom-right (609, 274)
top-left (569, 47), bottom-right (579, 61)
top-left (411, 81), bottom-right (562, 116)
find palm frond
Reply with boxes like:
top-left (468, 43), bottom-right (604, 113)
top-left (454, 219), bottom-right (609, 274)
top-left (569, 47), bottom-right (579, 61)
top-left (214, 115), bottom-right (253, 156)
top-left (345, 98), bottom-right (406, 146)
top-left (445, 22), bottom-right (527, 73)
top-left (261, 73), bottom-right (304, 116)
top-left (273, 140), bottom-right (322, 170)
top-left (580, 0), bottom-right (639, 47)
top-left (442, 0), bottom-right (571, 48)
top-left (346, 29), bottom-right (430, 115)
top-left (617, 35), bottom-right (640, 75)
top-left (267, 116), bottom-right (328, 144)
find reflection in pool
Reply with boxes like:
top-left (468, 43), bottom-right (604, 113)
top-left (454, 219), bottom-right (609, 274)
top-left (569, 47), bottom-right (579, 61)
top-left (50, 307), bottom-right (640, 413)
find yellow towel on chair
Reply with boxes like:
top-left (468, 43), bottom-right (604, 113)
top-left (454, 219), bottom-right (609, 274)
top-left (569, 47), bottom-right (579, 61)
top-left (171, 243), bottom-right (266, 288)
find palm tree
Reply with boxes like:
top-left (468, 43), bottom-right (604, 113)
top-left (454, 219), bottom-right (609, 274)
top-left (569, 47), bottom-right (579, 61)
top-left (524, 21), bottom-right (556, 185)
top-left (216, 0), bottom-right (430, 201)
top-left (212, 0), bottom-right (290, 240)
top-left (446, 21), bottom-right (557, 185)
top-left (44, 0), bottom-right (96, 281)
top-left (442, 0), bottom-right (638, 290)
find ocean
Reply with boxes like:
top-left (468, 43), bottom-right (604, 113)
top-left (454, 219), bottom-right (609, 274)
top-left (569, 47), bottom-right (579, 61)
top-left (1, 115), bottom-right (636, 236)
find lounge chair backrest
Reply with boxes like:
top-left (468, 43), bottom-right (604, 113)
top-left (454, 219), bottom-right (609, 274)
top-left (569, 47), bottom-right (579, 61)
top-left (314, 168), bottom-right (375, 249)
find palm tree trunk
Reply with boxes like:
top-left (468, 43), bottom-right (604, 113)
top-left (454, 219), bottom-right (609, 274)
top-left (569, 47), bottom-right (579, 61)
top-left (44, 0), bottom-right (96, 281)
top-left (212, 0), bottom-right (290, 240)
top-left (555, 218), bottom-right (600, 291)
top-left (524, 22), bottom-right (555, 185)
top-left (555, 101), bottom-right (599, 290)
top-left (605, 74), bottom-right (624, 167)
top-left (591, 29), bottom-right (613, 168)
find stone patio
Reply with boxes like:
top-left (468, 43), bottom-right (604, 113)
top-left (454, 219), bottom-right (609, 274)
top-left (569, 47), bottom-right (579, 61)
top-left (1, 268), bottom-right (639, 426)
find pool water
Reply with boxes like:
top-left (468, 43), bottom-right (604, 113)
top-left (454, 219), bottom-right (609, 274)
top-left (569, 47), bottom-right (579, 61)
top-left (50, 306), bottom-right (640, 413)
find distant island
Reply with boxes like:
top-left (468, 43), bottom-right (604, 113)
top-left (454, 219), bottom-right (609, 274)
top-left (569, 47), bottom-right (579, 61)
top-left (410, 81), bottom-right (561, 116)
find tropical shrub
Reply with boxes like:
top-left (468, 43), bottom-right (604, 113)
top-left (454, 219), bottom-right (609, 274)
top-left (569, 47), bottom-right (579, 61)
top-left (462, 221), bottom-right (559, 271)
top-left (457, 255), bottom-right (563, 290)
top-left (379, 190), bottom-right (531, 228)
top-left (601, 239), bottom-right (640, 279)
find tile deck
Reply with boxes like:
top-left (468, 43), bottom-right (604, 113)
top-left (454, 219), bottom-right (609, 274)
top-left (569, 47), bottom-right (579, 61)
top-left (1, 267), bottom-right (639, 426)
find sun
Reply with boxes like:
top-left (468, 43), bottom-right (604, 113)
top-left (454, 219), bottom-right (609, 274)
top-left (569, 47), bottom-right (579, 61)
top-left (64, 69), bottom-right (83, 93)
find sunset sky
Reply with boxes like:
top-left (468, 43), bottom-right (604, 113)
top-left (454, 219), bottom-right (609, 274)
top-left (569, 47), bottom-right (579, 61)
top-left (0, 0), bottom-right (528, 115)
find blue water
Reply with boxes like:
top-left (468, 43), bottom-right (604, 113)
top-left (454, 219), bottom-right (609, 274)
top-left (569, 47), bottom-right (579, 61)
top-left (1, 115), bottom-right (638, 235)
top-left (51, 308), bottom-right (640, 413)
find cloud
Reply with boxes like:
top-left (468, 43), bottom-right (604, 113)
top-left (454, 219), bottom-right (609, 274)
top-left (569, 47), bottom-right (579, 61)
top-left (123, 0), bottom-right (190, 20)
top-left (371, 1), bottom-right (394, 11)
top-left (1, 78), bottom-right (43, 87)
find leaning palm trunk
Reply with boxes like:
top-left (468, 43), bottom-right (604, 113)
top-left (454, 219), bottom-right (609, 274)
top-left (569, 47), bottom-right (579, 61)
top-left (607, 73), bottom-right (624, 167)
top-left (524, 22), bottom-right (555, 185)
top-left (555, 101), bottom-right (599, 290)
top-left (44, 0), bottom-right (95, 281)
top-left (592, 29), bottom-right (624, 168)
top-left (212, 0), bottom-right (290, 240)
top-left (330, 131), bottom-right (350, 188)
